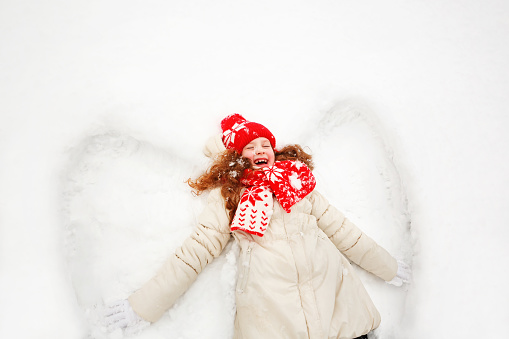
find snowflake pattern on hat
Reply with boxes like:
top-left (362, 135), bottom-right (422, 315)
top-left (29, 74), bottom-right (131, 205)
top-left (220, 114), bottom-right (276, 154)
top-left (222, 121), bottom-right (248, 148)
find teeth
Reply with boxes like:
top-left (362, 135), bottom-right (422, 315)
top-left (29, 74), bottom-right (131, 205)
top-left (255, 159), bottom-right (267, 164)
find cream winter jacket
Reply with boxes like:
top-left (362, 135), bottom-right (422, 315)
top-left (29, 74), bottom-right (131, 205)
top-left (129, 135), bottom-right (398, 339)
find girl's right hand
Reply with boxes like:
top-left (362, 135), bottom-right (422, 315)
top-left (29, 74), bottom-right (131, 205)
top-left (103, 299), bottom-right (149, 335)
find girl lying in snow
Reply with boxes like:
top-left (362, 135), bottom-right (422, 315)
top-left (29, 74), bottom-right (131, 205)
top-left (104, 114), bottom-right (410, 339)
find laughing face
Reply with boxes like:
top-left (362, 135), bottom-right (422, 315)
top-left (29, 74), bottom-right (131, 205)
top-left (241, 137), bottom-right (275, 170)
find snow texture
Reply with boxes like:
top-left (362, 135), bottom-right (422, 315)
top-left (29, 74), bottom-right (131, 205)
top-left (63, 132), bottom-right (238, 339)
top-left (1, 1), bottom-right (509, 339)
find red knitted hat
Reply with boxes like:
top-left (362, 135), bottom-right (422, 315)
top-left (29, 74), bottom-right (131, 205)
top-left (220, 114), bottom-right (276, 154)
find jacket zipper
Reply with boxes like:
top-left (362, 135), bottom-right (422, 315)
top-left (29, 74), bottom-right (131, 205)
top-left (237, 243), bottom-right (254, 294)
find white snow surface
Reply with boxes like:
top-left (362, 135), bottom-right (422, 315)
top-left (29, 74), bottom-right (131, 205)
top-left (1, 1), bottom-right (509, 338)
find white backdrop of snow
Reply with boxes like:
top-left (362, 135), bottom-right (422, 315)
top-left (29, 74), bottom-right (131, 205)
top-left (1, 1), bottom-right (508, 338)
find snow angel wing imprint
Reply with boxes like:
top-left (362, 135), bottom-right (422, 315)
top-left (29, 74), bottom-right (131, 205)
top-left (303, 99), bottom-right (414, 338)
top-left (62, 131), bottom-right (237, 339)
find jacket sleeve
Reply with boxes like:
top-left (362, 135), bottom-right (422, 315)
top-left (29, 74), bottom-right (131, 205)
top-left (309, 190), bottom-right (397, 282)
top-left (128, 188), bottom-right (231, 323)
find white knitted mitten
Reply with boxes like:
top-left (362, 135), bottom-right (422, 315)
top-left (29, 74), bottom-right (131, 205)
top-left (103, 299), bottom-right (149, 335)
top-left (387, 260), bottom-right (412, 287)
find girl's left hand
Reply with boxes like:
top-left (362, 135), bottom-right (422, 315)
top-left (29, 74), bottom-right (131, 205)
top-left (387, 260), bottom-right (411, 286)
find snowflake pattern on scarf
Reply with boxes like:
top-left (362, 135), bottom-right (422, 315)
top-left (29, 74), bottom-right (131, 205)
top-left (230, 160), bottom-right (316, 236)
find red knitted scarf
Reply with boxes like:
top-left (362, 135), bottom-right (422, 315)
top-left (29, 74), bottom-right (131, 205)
top-left (230, 160), bottom-right (316, 237)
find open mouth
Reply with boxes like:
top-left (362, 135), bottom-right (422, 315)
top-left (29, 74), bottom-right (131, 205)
top-left (254, 159), bottom-right (268, 165)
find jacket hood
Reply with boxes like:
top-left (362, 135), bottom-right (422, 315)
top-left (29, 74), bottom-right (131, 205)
top-left (203, 133), bottom-right (227, 158)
